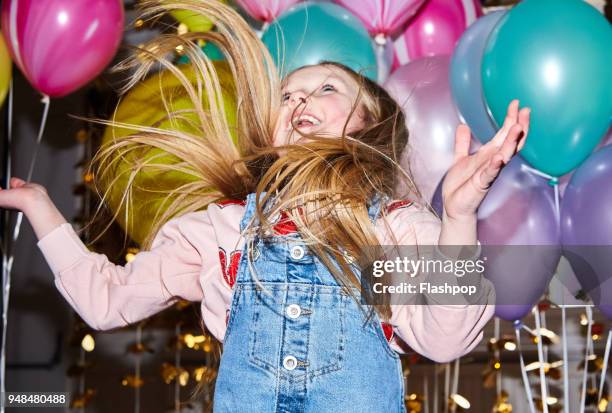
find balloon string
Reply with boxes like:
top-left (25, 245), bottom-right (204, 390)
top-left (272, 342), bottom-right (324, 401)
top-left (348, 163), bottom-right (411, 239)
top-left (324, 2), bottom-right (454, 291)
top-left (561, 305), bottom-right (569, 413)
top-left (424, 375), bottom-right (429, 413)
top-left (597, 329), bottom-right (612, 405)
top-left (433, 364), bottom-right (439, 413)
top-left (444, 362), bottom-right (450, 413)
top-left (8, 94), bottom-right (50, 256)
top-left (533, 306), bottom-right (549, 413)
top-left (0, 76), bottom-right (14, 413)
top-left (494, 318), bottom-right (501, 396)
top-left (135, 324), bottom-right (142, 413)
top-left (374, 36), bottom-right (391, 84)
top-left (255, 21), bottom-right (269, 39)
top-left (174, 323), bottom-right (181, 412)
top-left (520, 163), bottom-right (560, 225)
top-left (579, 306), bottom-right (593, 413)
top-left (450, 358), bottom-right (460, 413)
top-left (514, 323), bottom-right (537, 413)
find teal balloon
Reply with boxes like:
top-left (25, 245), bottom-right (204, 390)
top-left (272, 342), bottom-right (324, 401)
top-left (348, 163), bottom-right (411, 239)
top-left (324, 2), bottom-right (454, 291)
top-left (177, 42), bottom-right (224, 65)
top-left (482, 0), bottom-right (612, 177)
top-left (262, 2), bottom-right (377, 80)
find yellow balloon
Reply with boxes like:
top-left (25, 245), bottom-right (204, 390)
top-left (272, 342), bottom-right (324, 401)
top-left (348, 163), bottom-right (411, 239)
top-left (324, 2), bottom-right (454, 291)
top-left (101, 62), bottom-right (237, 245)
top-left (170, 1), bottom-right (226, 33)
top-left (0, 36), bottom-right (12, 107)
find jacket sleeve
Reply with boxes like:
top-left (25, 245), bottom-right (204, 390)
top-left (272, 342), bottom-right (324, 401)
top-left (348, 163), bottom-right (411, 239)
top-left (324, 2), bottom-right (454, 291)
top-left (380, 204), bottom-right (496, 363)
top-left (37, 213), bottom-right (207, 331)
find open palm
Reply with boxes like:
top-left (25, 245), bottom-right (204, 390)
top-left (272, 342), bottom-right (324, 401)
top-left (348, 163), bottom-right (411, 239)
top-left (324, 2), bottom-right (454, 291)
top-left (442, 100), bottom-right (531, 220)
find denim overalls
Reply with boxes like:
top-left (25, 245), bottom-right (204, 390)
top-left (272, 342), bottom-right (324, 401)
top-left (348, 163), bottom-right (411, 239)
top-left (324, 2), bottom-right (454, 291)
top-left (213, 193), bottom-right (406, 413)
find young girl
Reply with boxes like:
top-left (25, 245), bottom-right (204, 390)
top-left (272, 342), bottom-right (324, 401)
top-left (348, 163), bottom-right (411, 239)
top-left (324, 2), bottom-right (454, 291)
top-left (0, 0), bottom-right (530, 411)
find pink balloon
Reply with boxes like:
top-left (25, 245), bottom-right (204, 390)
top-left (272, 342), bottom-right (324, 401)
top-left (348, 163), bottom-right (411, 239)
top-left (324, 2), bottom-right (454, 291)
top-left (392, 0), bottom-right (482, 69)
top-left (334, 0), bottom-right (427, 38)
top-left (384, 56), bottom-right (462, 202)
top-left (236, 0), bottom-right (303, 23)
top-left (1, 0), bottom-right (124, 97)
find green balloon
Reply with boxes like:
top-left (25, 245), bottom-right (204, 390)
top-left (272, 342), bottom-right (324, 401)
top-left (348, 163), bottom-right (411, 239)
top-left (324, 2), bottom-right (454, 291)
top-left (482, 0), bottom-right (612, 176)
top-left (177, 41), bottom-right (224, 65)
top-left (262, 2), bottom-right (377, 81)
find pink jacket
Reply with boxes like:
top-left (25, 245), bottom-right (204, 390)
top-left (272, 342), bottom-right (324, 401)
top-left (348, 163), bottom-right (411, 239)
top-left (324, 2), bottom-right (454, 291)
top-left (37, 199), bottom-right (494, 363)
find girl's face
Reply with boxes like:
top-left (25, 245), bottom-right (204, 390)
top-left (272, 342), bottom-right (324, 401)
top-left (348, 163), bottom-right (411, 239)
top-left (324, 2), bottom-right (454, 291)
top-left (272, 65), bottom-right (367, 148)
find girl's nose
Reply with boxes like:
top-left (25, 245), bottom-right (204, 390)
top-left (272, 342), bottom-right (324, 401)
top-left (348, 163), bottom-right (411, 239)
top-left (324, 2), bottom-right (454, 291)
top-left (289, 92), bottom-right (308, 108)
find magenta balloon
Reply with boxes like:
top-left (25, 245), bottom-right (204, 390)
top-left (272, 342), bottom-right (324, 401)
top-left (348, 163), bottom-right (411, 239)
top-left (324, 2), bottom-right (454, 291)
top-left (236, 0), bottom-right (302, 23)
top-left (384, 55), bottom-right (461, 201)
top-left (334, 0), bottom-right (426, 38)
top-left (1, 0), bottom-right (124, 97)
top-left (392, 0), bottom-right (482, 69)
top-left (431, 158), bottom-right (561, 321)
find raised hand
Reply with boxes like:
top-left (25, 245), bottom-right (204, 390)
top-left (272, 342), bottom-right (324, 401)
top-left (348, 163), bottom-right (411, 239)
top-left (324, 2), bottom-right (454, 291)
top-left (442, 99), bottom-right (531, 221)
top-left (0, 177), bottom-right (48, 212)
top-left (0, 177), bottom-right (68, 240)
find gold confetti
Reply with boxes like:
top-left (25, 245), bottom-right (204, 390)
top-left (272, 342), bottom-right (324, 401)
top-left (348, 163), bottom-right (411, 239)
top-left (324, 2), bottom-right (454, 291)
top-left (405, 393), bottom-right (423, 413)
top-left (125, 247), bottom-right (139, 263)
top-left (193, 366), bottom-right (217, 384)
top-left (492, 390), bottom-right (512, 413)
top-left (81, 334), bottom-right (95, 352)
top-left (75, 129), bottom-right (88, 143)
top-left (161, 363), bottom-right (190, 386)
top-left (69, 388), bottom-right (96, 409)
top-left (127, 342), bottom-right (154, 354)
top-left (121, 374), bottom-right (144, 388)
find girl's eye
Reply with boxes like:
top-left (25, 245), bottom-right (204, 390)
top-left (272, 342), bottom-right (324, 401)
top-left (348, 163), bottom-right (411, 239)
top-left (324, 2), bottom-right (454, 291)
top-left (282, 92), bottom-right (291, 102)
top-left (321, 84), bottom-right (336, 92)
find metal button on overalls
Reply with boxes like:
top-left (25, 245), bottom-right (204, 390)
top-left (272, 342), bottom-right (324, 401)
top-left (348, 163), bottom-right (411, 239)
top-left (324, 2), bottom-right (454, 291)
top-left (282, 356), bottom-right (298, 371)
top-left (213, 192), bottom-right (406, 413)
top-left (290, 245), bottom-right (305, 260)
top-left (286, 304), bottom-right (301, 319)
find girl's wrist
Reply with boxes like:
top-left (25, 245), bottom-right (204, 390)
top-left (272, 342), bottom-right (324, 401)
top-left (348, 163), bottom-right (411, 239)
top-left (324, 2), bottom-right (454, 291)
top-left (24, 192), bottom-right (69, 240)
top-left (439, 211), bottom-right (478, 247)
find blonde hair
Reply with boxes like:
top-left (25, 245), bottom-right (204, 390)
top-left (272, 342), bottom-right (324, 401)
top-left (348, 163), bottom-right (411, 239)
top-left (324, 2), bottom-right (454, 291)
top-left (88, 0), bottom-right (422, 333)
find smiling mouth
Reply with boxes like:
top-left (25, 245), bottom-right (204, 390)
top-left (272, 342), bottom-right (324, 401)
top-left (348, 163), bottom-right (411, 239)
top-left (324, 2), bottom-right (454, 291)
top-left (286, 114), bottom-right (322, 131)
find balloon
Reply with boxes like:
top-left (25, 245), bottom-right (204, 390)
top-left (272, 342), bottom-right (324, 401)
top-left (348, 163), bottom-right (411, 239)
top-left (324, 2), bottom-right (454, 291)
top-left (261, 3), bottom-right (377, 80)
top-left (236, 0), bottom-right (302, 23)
top-left (558, 126), bottom-right (612, 196)
top-left (432, 158), bottom-right (561, 321)
top-left (0, 35), bottom-right (11, 107)
top-left (561, 146), bottom-right (612, 319)
top-left (102, 63), bottom-right (237, 245)
top-left (170, 7), bottom-right (219, 33)
top-left (450, 11), bottom-right (505, 144)
top-left (334, 0), bottom-right (426, 39)
top-left (1, 0), bottom-right (124, 97)
top-left (384, 56), bottom-right (461, 202)
top-left (482, 0), bottom-right (612, 177)
top-left (177, 41), bottom-right (225, 65)
top-left (392, 0), bottom-right (482, 68)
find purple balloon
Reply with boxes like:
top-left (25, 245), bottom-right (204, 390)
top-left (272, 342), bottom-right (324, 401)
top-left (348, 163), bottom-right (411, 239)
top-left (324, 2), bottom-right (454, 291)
top-left (562, 145), bottom-right (612, 320)
top-left (384, 56), bottom-right (462, 202)
top-left (1, 0), bottom-right (124, 97)
top-left (558, 126), bottom-right (611, 196)
top-left (433, 158), bottom-right (561, 321)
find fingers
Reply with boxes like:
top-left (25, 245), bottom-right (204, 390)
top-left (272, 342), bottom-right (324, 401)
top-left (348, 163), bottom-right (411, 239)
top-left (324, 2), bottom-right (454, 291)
top-left (474, 153), bottom-right (505, 190)
top-left (491, 99), bottom-right (520, 146)
top-left (454, 124), bottom-right (471, 162)
top-left (516, 107), bottom-right (531, 152)
top-left (9, 177), bottom-right (26, 189)
top-left (498, 124), bottom-right (524, 163)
